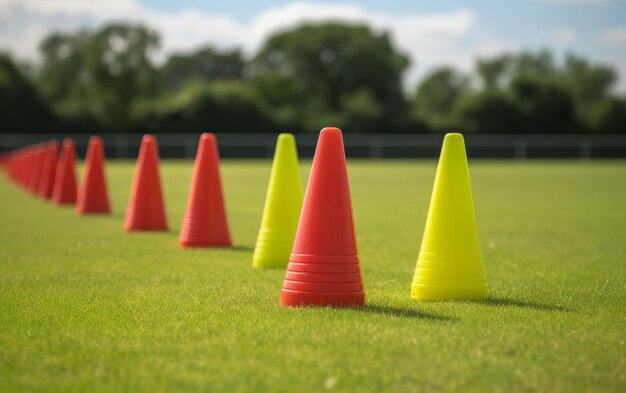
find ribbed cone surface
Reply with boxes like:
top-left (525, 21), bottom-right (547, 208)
top-left (253, 134), bottom-right (303, 268)
top-left (37, 141), bottom-right (59, 199)
top-left (52, 139), bottom-right (78, 205)
top-left (179, 133), bottom-right (231, 247)
top-left (27, 145), bottom-right (45, 194)
top-left (124, 135), bottom-right (168, 231)
top-left (77, 136), bottom-right (111, 215)
top-left (281, 127), bottom-right (365, 307)
top-left (411, 133), bottom-right (488, 300)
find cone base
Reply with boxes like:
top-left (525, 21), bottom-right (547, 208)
top-left (281, 289), bottom-right (365, 308)
top-left (411, 284), bottom-right (488, 301)
top-left (252, 256), bottom-right (287, 269)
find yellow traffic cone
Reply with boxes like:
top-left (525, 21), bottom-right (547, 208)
top-left (411, 133), bottom-right (488, 300)
top-left (253, 134), bottom-right (304, 268)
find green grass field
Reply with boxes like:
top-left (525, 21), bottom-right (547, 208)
top-left (1, 160), bottom-right (625, 392)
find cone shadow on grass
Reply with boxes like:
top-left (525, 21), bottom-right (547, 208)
top-left (231, 245), bottom-right (255, 252)
top-left (469, 296), bottom-right (573, 312)
top-left (355, 304), bottom-right (457, 321)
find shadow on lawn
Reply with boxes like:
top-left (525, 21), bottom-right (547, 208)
top-left (356, 304), bottom-right (457, 321)
top-left (231, 245), bottom-right (255, 252)
top-left (471, 296), bottom-right (573, 312)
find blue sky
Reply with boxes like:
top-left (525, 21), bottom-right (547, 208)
top-left (1, 0), bottom-right (625, 90)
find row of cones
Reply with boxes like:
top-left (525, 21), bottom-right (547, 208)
top-left (5, 133), bottom-right (232, 247)
top-left (4, 128), bottom-right (489, 308)
top-left (7, 137), bottom-right (108, 211)
top-left (123, 133), bottom-right (232, 247)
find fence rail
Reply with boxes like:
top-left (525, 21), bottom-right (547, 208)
top-left (1, 133), bottom-right (625, 159)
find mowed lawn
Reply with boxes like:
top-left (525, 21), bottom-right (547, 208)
top-left (0, 159), bottom-right (625, 392)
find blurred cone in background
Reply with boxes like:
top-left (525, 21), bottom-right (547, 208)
top-left (411, 133), bottom-right (488, 300)
top-left (253, 133), bottom-right (303, 268)
top-left (280, 127), bottom-right (365, 307)
top-left (27, 144), bottom-right (45, 194)
top-left (38, 140), bottom-right (59, 200)
top-left (77, 136), bottom-right (111, 215)
top-left (20, 147), bottom-right (34, 188)
top-left (124, 135), bottom-right (168, 231)
top-left (179, 133), bottom-right (231, 247)
top-left (52, 139), bottom-right (77, 205)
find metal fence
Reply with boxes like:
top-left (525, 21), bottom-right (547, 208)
top-left (1, 133), bottom-right (625, 159)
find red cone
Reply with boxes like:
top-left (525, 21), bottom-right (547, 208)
top-left (18, 147), bottom-right (32, 187)
top-left (37, 140), bottom-right (59, 200)
top-left (124, 135), bottom-right (168, 231)
top-left (179, 133), bottom-right (232, 248)
top-left (25, 148), bottom-right (35, 188)
top-left (77, 136), bottom-right (111, 215)
top-left (27, 144), bottom-right (45, 194)
top-left (17, 147), bottom-right (32, 188)
top-left (52, 138), bottom-right (78, 205)
top-left (280, 127), bottom-right (365, 307)
top-left (26, 147), bottom-right (37, 189)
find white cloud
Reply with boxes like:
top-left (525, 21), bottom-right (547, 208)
top-left (600, 27), bottom-right (626, 46)
top-left (0, 0), bottom-right (501, 88)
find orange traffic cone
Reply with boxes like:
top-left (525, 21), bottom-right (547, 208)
top-left (22, 147), bottom-right (34, 188)
top-left (27, 144), bottom-right (45, 194)
top-left (77, 136), bottom-right (111, 215)
top-left (124, 135), bottom-right (168, 231)
top-left (52, 138), bottom-right (78, 205)
top-left (179, 133), bottom-right (231, 247)
top-left (38, 140), bottom-right (59, 200)
top-left (280, 127), bottom-right (365, 307)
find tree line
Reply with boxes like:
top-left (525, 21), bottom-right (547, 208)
top-left (1, 22), bottom-right (625, 134)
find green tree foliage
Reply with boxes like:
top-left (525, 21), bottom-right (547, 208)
top-left (454, 91), bottom-right (522, 133)
top-left (416, 50), bottom-right (621, 134)
top-left (133, 80), bottom-right (276, 134)
top-left (0, 53), bottom-right (56, 132)
top-left (413, 67), bottom-right (470, 132)
top-left (37, 24), bottom-right (160, 133)
top-left (1, 22), bottom-right (625, 135)
top-left (476, 55), bottom-right (510, 90)
top-left (510, 75), bottom-right (577, 133)
top-left (251, 23), bottom-right (410, 132)
top-left (589, 97), bottom-right (626, 134)
top-left (160, 47), bottom-right (245, 93)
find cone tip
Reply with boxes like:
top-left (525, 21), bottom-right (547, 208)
top-left (200, 133), bottom-right (216, 142)
top-left (62, 138), bottom-right (75, 148)
top-left (89, 135), bottom-right (103, 145)
top-left (142, 134), bottom-right (156, 144)
top-left (278, 132), bottom-right (295, 142)
top-left (320, 127), bottom-right (343, 136)
top-left (444, 132), bottom-right (464, 143)
top-left (319, 127), bottom-right (344, 146)
top-left (277, 133), bottom-right (295, 143)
